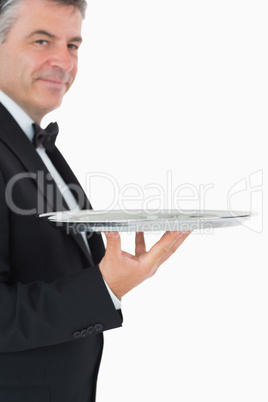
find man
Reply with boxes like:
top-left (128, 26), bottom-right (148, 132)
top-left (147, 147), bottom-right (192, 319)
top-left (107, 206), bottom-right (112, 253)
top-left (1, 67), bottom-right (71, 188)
top-left (0, 0), bottom-right (190, 400)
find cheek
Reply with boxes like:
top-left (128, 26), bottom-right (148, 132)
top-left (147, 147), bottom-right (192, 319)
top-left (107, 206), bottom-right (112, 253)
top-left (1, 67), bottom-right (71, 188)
top-left (12, 56), bottom-right (36, 89)
top-left (0, 51), bottom-right (15, 80)
top-left (0, 53), bottom-right (23, 94)
top-left (66, 65), bottom-right (78, 90)
top-left (72, 65), bottom-right (78, 82)
top-left (72, 56), bottom-right (79, 76)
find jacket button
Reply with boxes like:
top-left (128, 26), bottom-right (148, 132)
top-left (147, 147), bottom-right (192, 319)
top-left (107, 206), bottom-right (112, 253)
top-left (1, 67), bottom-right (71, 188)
top-left (73, 331), bottom-right (81, 338)
top-left (94, 324), bottom-right (104, 333)
top-left (87, 326), bottom-right (94, 335)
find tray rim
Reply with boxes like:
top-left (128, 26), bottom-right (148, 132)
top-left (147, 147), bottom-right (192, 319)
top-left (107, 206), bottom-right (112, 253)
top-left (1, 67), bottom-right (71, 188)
top-left (39, 209), bottom-right (254, 232)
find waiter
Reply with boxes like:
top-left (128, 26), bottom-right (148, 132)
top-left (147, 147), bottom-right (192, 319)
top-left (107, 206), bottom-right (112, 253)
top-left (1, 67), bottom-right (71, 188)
top-left (0, 0), bottom-right (190, 400)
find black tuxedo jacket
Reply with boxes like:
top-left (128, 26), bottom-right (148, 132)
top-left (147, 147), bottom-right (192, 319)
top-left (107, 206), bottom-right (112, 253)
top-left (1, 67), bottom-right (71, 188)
top-left (0, 103), bottom-right (122, 402)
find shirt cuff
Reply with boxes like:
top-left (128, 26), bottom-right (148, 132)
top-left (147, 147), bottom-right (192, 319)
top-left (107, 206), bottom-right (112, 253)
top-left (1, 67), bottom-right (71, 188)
top-left (103, 279), bottom-right (122, 310)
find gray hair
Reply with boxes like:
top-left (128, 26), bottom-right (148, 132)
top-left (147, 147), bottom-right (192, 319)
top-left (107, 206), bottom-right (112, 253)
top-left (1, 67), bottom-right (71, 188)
top-left (0, 0), bottom-right (87, 43)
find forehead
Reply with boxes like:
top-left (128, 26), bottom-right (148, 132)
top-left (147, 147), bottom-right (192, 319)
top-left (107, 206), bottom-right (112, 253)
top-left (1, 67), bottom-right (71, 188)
top-left (9, 0), bottom-right (83, 37)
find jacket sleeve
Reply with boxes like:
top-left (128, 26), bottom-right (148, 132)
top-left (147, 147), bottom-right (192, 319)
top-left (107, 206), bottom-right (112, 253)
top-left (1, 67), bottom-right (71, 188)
top-left (0, 168), bottom-right (123, 353)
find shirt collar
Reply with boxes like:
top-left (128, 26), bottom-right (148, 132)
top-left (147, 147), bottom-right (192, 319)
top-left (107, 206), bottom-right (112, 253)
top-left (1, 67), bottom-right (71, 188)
top-left (0, 90), bottom-right (35, 142)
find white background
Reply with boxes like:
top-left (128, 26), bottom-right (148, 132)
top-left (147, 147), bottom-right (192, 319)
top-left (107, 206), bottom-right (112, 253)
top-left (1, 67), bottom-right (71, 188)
top-left (45, 0), bottom-right (267, 401)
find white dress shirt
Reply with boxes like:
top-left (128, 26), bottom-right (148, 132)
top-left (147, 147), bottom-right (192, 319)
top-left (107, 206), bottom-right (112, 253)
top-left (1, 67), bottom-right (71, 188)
top-left (0, 90), bottom-right (121, 309)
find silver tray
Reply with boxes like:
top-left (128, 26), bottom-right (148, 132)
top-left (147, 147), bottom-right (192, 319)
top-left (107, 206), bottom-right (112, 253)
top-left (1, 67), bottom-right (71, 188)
top-left (39, 209), bottom-right (252, 232)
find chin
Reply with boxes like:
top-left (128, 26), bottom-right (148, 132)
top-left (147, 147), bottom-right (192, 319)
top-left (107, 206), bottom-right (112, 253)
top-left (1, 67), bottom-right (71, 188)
top-left (38, 97), bottom-right (64, 114)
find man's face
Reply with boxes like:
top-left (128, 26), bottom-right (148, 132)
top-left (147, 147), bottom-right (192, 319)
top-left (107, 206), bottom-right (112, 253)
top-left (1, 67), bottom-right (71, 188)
top-left (0, 0), bottom-right (83, 123)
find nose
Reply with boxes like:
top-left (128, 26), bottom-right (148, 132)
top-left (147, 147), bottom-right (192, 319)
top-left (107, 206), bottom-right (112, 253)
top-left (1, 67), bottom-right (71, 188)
top-left (50, 45), bottom-right (75, 73)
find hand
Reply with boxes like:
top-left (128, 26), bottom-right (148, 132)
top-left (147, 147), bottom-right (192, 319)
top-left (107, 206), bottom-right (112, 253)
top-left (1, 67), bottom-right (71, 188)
top-left (99, 231), bottom-right (191, 300)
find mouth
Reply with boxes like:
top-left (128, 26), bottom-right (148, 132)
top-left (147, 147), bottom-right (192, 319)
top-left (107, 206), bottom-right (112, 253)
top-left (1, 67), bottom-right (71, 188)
top-left (38, 78), bottom-right (68, 88)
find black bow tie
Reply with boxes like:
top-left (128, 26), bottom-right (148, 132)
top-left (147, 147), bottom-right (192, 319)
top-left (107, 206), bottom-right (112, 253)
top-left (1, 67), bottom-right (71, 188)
top-left (32, 122), bottom-right (59, 151)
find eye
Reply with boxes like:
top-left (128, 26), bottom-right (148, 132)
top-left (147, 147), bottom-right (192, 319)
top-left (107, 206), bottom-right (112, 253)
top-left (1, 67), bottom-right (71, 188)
top-left (35, 39), bottom-right (49, 46)
top-left (68, 43), bottom-right (79, 51)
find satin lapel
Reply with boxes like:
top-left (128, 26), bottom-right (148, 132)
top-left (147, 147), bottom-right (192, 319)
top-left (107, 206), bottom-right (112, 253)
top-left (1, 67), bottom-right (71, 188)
top-left (0, 104), bottom-right (94, 264)
top-left (47, 147), bottom-right (91, 210)
top-left (47, 147), bottom-right (105, 264)
top-left (0, 104), bottom-right (63, 213)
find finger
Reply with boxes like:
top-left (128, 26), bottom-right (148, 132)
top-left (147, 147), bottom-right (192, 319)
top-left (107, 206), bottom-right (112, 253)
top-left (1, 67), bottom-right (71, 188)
top-left (164, 231), bottom-right (191, 255)
top-left (157, 231), bottom-right (191, 266)
top-left (146, 231), bottom-right (190, 264)
top-left (135, 232), bottom-right (146, 256)
top-left (104, 232), bottom-right (122, 255)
